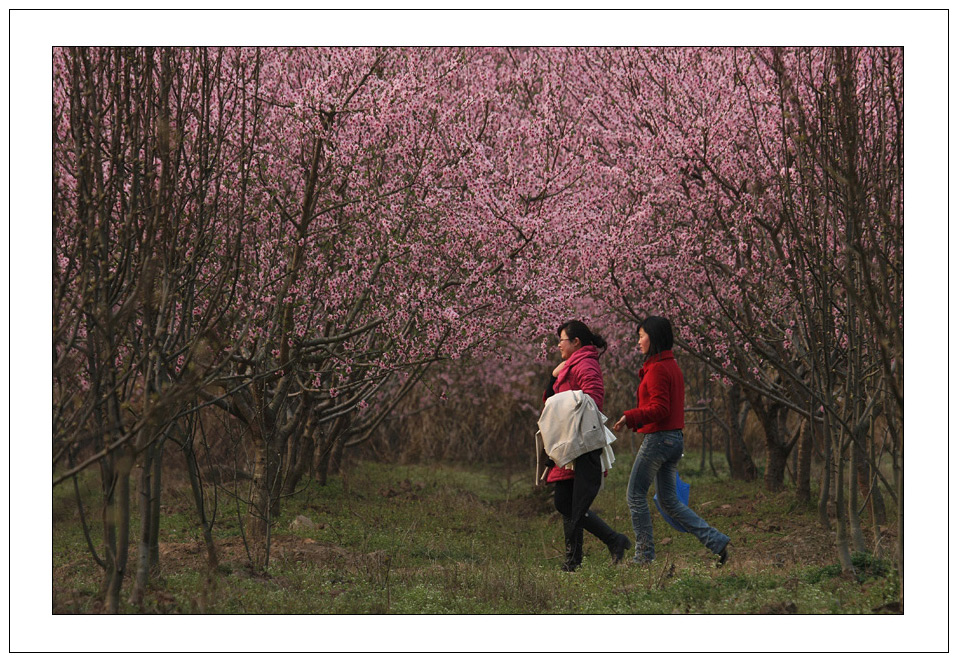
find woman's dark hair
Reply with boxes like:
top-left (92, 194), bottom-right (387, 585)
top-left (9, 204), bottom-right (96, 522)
top-left (638, 316), bottom-right (674, 355)
top-left (557, 320), bottom-right (608, 352)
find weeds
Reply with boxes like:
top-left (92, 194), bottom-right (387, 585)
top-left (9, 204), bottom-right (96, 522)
top-left (53, 459), bottom-right (898, 614)
top-left (802, 551), bottom-right (893, 585)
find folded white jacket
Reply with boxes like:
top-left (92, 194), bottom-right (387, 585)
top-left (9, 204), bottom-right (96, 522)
top-left (535, 390), bottom-right (617, 486)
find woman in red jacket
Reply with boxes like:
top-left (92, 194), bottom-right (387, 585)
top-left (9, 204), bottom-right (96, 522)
top-left (545, 320), bottom-right (630, 572)
top-left (613, 316), bottom-right (730, 566)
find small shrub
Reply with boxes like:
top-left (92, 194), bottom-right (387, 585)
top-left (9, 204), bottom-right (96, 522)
top-left (804, 552), bottom-right (891, 585)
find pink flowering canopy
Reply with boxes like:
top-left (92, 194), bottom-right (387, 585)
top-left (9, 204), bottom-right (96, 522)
top-left (53, 46), bottom-right (902, 461)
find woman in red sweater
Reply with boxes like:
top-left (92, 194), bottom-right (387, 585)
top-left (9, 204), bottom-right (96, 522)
top-left (545, 320), bottom-right (630, 572)
top-left (613, 316), bottom-right (730, 566)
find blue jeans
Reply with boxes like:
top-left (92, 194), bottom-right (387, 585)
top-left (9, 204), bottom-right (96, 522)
top-left (626, 430), bottom-right (729, 563)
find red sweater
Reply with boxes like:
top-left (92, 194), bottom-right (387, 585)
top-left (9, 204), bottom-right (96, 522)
top-left (624, 350), bottom-right (684, 433)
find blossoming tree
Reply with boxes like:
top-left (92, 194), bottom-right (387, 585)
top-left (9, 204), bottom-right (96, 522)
top-left (53, 46), bottom-right (903, 605)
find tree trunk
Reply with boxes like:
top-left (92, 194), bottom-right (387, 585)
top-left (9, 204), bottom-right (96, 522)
top-left (856, 434), bottom-right (887, 526)
top-left (70, 446), bottom-right (106, 571)
top-left (315, 415), bottom-right (348, 486)
top-left (746, 395), bottom-right (789, 493)
top-left (896, 449), bottom-right (903, 607)
top-left (795, 418), bottom-right (814, 504)
top-left (763, 431), bottom-right (789, 493)
top-left (247, 434), bottom-right (274, 568)
top-left (131, 442), bottom-right (155, 607)
top-left (131, 435), bottom-right (166, 607)
top-left (149, 439), bottom-right (163, 568)
top-left (830, 424), bottom-right (855, 576)
top-left (316, 433), bottom-right (334, 486)
top-left (834, 450), bottom-right (855, 575)
top-left (725, 384), bottom-right (757, 481)
top-left (818, 421), bottom-right (832, 528)
top-left (98, 456), bottom-right (117, 602)
top-left (700, 414), bottom-right (718, 477)
top-left (699, 420), bottom-right (707, 472)
top-left (184, 438), bottom-right (219, 570)
top-left (848, 432), bottom-right (868, 553)
top-left (329, 432), bottom-right (347, 477)
top-left (283, 408), bottom-right (318, 495)
top-left (105, 447), bottom-right (134, 614)
top-left (177, 410), bottom-right (218, 568)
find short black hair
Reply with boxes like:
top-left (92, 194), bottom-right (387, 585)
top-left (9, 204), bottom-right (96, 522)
top-left (557, 319), bottom-right (608, 351)
top-left (638, 316), bottom-right (674, 355)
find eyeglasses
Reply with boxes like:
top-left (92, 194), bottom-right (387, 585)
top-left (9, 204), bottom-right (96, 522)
top-left (557, 337), bottom-right (573, 344)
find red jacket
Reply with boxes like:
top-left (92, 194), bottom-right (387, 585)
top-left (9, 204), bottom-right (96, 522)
top-left (552, 344), bottom-right (605, 411)
top-left (544, 344), bottom-right (605, 482)
top-left (624, 350), bottom-right (684, 433)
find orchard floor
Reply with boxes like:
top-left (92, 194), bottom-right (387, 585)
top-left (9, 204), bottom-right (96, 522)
top-left (125, 489), bottom-right (862, 583)
top-left (53, 459), bottom-right (901, 615)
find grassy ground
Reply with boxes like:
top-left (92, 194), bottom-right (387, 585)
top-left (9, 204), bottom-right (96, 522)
top-left (52, 457), bottom-right (900, 615)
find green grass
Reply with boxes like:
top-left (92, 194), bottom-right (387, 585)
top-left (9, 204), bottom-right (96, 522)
top-left (52, 458), bottom-right (899, 614)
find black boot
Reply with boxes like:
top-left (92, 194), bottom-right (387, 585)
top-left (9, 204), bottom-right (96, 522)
top-left (582, 511), bottom-right (630, 564)
top-left (609, 533), bottom-right (631, 564)
top-left (562, 517), bottom-right (583, 572)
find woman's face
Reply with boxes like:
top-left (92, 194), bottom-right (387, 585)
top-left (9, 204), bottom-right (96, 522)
top-left (558, 331), bottom-right (581, 360)
top-left (638, 327), bottom-right (651, 355)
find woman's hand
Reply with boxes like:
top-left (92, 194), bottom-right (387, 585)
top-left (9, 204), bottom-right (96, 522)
top-left (552, 360), bottom-right (567, 377)
top-left (612, 415), bottom-right (627, 433)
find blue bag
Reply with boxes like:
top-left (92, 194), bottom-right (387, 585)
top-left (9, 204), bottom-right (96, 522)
top-left (653, 473), bottom-right (690, 533)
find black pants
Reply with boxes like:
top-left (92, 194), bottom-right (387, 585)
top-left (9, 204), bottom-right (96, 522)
top-left (553, 448), bottom-right (619, 561)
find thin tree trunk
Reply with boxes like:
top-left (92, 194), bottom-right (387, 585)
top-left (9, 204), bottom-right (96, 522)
top-left (817, 418), bottom-right (832, 528)
top-left (848, 434), bottom-right (867, 554)
top-left (795, 418), bottom-right (814, 504)
top-left (857, 433), bottom-right (887, 526)
top-left (149, 438), bottom-right (164, 568)
top-left (896, 447), bottom-right (903, 607)
top-left (105, 448), bottom-right (134, 614)
top-left (699, 421), bottom-right (707, 472)
top-left (184, 440), bottom-right (219, 569)
top-left (72, 457), bottom-right (106, 570)
top-left (130, 443), bottom-right (154, 607)
top-left (725, 384), bottom-right (757, 481)
top-left (98, 456), bottom-right (117, 602)
top-left (247, 433), bottom-right (272, 568)
top-left (832, 429), bottom-right (854, 576)
top-left (315, 415), bottom-right (348, 486)
top-left (329, 432), bottom-right (347, 478)
top-left (132, 434), bottom-right (167, 607)
top-left (707, 419), bottom-right (717, 477)
top-left (284, 407), bottom-right (318, 495)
